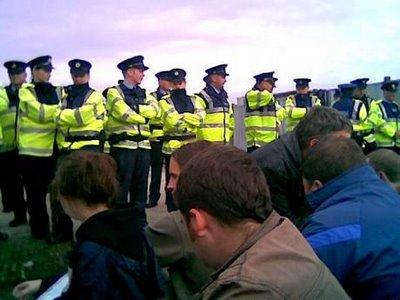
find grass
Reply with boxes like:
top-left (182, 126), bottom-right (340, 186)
top-left (0, 211), bottom-right (71, 299)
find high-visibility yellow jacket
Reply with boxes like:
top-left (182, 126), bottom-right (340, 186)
top-left (0, 85), bottom-right (20, 152)
top-left (56, 87), bottom-right (106, 150)
top-left (245, 89), bottom-right (286, 148)
top-left (285, 94), bottom-right (321, 132)
top-left (105, 85), bottom-right (158, 150)
top-left (148, 89), bottom-right (169, 140)
top-left (18, 83), bottom-right (63, 157)
top-left (196, 89), bottom-right (233, 143)
top-left (368, 99), bottom-right (399, 148)
top-left (159, 93), bottom-right (205, 154)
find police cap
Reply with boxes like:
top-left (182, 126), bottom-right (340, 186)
top-left (68, 59), bottom-right (92, 76)
top-left (167, 68), bottom-right (186, 83)
top-left (155, 71), bottom-right (170, 80)
top-left (381, 80), bottom-right (398, 92)
top-left (117, 55), bottom-right (149, 72)
top-left (338, 83), bottom-right (357, 92)
top-left (4, 60), bottom-right (28, 75)
top-left (28, 55), bottom-right (53, 71)
top-left (205, 64), bottom-right (229, 76)
top-left (294, 78), bottom-right (311, 88)
top-left (350, 78), bottom-right (369, 89)
top-left (253, 72), bottom-right (277, 83)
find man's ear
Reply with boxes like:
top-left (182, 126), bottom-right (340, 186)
top-left (308, 138), bottom-right (319, 148)
top-left (378, 171), bottom-right (390, 183)
top-left (188, 208), bottom-right (208, 238)
top-left (303, 178), bottom-right (323, 194)
top-left (310, 180), bottom-right (323, 192)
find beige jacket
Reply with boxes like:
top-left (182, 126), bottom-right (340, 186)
top-left (199, 211), bottom-right (349, 299)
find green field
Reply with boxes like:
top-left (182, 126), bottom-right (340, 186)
top-left (0, 211), bottom-right (71, 299)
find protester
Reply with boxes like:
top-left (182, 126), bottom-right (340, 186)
top-left (146, 141), bottom-right (217, 299)
top-left (252, 106), bottom-right (352, 227)
top-left (367, 149), bottom-right (400, 193)
top-left (302, 136), bottom-right (400, 299)
top-left (13, 151), bottom-right (165, 299)
top-left (174, 144), bottom-right (348, 299)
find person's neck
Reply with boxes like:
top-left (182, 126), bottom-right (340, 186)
top-left (123, 79), bottom-right (137, 89)
top-left (213, 220), bottom-right (261, 268)
top-left (80, 205), bottom-right (109, 223)
top-left (210, 84), bottom-right (221, 93)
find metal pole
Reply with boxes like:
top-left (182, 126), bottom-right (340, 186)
top-left (233, 97), bottom-right (246, 151)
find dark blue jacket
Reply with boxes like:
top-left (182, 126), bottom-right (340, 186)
top-left (58, 208), bottom-right (166, 300)
top-left (302, 165), bottom-right (400, 299)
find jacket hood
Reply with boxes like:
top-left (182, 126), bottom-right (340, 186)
top-left (76, 208), bottom-right (144, 260)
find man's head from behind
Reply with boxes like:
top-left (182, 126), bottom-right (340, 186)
top-left (167, 141), bottom-right (215, 194)
top-left (295, 106), bottom-right (352, 154)
top-left (174, 145), bottom-right (272, 268)
top-left (367, 149), bottom-right (400, 193)
top-left (302, 135), bottom-right (366, 194)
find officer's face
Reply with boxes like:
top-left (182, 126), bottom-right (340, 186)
top-left (32, 68), bottom-right (51, 83)
top-left (353, 88), bottom-right (365, 98)
top-left (211, 74), bottom-right (226, 89)
top-left (72, 73), bottom-right (90, 85)
top-left (384, 91), bottom-right (396, 102)
top-left (167, 157), bottom-right (181, 195)
top-left (127, 68), bottom-right (145, 85)
top-left (296, 86), bottom-right (309, 95)
top-left (159, 79), bottom-right (171, 91)
top-left (9, 72), bottom-right (27, 85)
top-left (259, 80), bottom-right (274, 92)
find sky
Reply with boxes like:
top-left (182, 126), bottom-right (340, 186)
top-left (0, 0), bottom-right (399, 100)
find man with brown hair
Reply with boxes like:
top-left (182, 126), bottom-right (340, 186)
top-left (174, 144), bottom-right (348, 299)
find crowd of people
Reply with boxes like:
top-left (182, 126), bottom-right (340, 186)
top-left (0, 54), bottom-right (399, 299)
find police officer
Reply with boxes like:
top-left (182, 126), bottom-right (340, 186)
top-left (350, 78), bottom-right (373, 111)
top-left (18, 55), bottom-right (62, 239)
top-left (245, 72), bottom-right (286, 152)
top-left (105, 55), bottom-right (158, 220)
top-left (147, 71), bottom-right (170, 208)
top-left (0, 61), bottom-right (27, 226)
top-left (196, 64), bottom-right (233, 143)
top-left (332, 84), bottom-right (373, 151)
top-left (285, 78), bottom-right (321, 132)
top-left (368, 80), bottom-right (399, 153)
top-left (159, 68), bottom-right (205, 211)
top-left (49, 59), bottom-right (106, 243)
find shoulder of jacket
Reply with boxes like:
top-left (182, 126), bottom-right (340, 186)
top-left (21, 83), bottom-right (34, 89)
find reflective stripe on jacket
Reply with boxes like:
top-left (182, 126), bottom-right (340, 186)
top-left (18, 83), bottom-right (63, 157)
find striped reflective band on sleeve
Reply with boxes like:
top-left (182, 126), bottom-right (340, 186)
top-left (306, 224), bottom-right (361, 249)
top-left (39, 104), bottom-right (46, 122)
top-left (74, 109), bottom-right (84, 126)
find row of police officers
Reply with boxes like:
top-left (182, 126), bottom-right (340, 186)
top-left (0, 55), bottom-right (399, 242)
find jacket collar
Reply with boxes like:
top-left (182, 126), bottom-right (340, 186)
top-left (207, 211), bottom-right (284, 283)
top-left (306, 164), bottom-right (378, 211)
top-left (75, 208), bottom-right (144, 260)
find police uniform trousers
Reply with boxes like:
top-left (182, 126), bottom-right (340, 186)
top-left (164, 154), bottom-right (178, 212)
top-left (50, 145), bottom-right (101, 240)
top-left (110, 147), bottom-right (150, 226)
top-left (149, 141), bottom-right (164, 206)
top-left (19, 154), bottom-right (56, 238)
top-left (0, 150), bottom-right (26, 218)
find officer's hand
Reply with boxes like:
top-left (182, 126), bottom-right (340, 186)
top-left (13, 279), bottom-right (42, 299)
